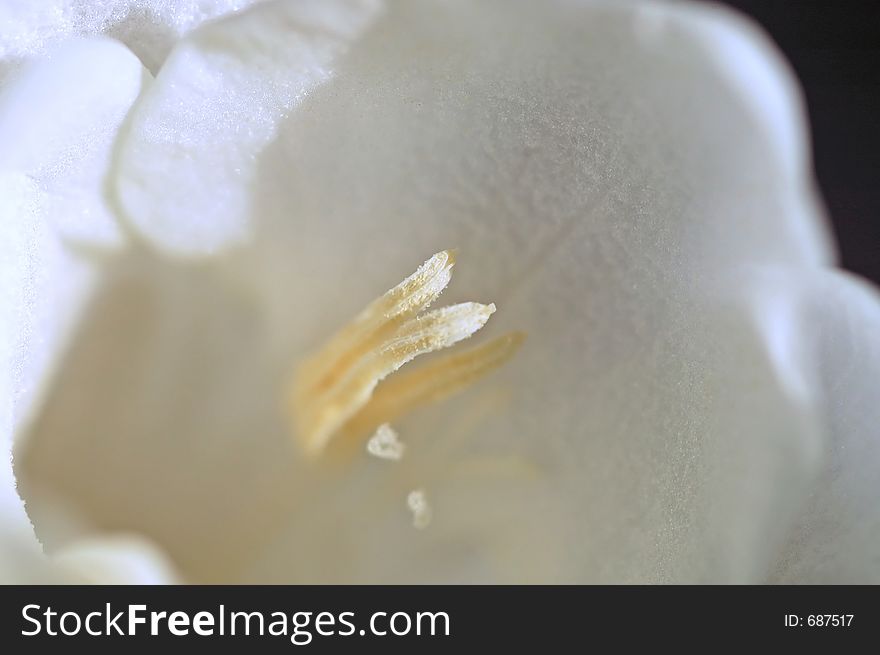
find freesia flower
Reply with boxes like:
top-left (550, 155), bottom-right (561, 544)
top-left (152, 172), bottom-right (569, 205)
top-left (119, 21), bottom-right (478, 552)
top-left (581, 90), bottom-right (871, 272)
top-left (1, 0), bottom-right (878, 584)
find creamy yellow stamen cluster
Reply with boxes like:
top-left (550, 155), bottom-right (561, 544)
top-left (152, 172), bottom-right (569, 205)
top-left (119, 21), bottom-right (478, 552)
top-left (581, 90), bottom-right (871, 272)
top-left (288, 250), bottom-right (523, 459)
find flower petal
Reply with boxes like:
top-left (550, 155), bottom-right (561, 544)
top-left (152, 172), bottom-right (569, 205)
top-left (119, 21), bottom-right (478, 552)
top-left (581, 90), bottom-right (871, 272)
top-left (0, 0), bottom-right (266, 78)
top-left (767, 271), bottom-right (880, 583)
top-left (0, 37), bottom-right (148, 249)
top-left (113, 0), bottom-right (383, 255)
top-left (111, 0), bottom-right (833, 354)
top-left (4, 358), bottom-right (179, 584)
top-left (0, 37), bottom-right (149, 433)
top-left (15, 255), bottom-right (302, 582)
top-left (0, 396), bottom-right (52, 583)
top-left (54, 534), bottom-right (182, 584)
top-left (1, 38), bottom-right (152, 580)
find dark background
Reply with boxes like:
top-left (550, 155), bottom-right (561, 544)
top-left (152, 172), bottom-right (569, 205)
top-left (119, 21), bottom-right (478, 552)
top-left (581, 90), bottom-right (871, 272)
top-left (719, 0), bottom-right (880, 284)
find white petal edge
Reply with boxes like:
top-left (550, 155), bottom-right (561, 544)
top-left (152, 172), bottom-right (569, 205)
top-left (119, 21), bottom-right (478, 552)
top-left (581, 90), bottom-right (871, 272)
top-left (0, 37), bottom-right (150, 436)
top-left (113, 0), bottom-right (384, 255)
top-left (0, 0), bottom-right (268, 79)
top-left (766, 270), bottom-right (880, 583)
top-left (53, 534), bottom-right (182, 584)
top-left (0, 37), bottom-right (148, 250)
top-left (0, 38), bottom-right (150, 580)
top-left (110, 0), bottom-right (831, 271)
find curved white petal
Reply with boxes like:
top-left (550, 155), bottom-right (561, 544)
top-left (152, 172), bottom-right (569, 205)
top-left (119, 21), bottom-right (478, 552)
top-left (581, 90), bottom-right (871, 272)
top-left (0, 0), bottom-right (266, 79)
top-left (4, 365), bottom-right (179, 584)
top-left (16, 255), bottom-right (302, 582)
top-left (0, 37), bottom-right (149, 434)
top-left (114, 0), bottom-right (383, 255)
top-left (18, 1), bottom-right (855, 582)
top-left (767, 272), bottom-right (880, 583)
top-left (1, 392), bottom-right (52, 583)
top-left (0, 37), bottom-right (147, 249)
top-left (0, 39), bottom-right (156, 579)
top-left (111, 0), bottom-right (833, 360)
top-left (54, 534), bottom-right (182, 584)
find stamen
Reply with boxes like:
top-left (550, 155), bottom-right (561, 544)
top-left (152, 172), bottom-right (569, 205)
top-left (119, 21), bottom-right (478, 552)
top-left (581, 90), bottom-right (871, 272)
top-left (297, 250), bottom-right (456, 393)
top-left (366, 423), bottom-right (405, 461)
top-left (342, 332), bottom-right (525, 440)
top-left (406, 489), bottom-right (432, 529)
top-left (288, 250), bottom-right (522, 457)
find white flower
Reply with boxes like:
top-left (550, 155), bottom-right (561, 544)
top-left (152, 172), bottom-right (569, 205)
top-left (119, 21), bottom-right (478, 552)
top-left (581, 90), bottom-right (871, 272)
top-left (2, 0), bottom-right (878, 584)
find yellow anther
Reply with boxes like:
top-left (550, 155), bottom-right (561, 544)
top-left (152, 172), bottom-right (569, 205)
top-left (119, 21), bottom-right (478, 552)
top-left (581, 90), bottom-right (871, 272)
top-left (288, 250), bottom-right (522, 458)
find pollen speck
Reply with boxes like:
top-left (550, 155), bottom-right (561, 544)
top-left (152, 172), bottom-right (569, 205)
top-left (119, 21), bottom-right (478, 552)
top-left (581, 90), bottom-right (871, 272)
top-left (366, 423), bottom-right (405, 461)
top-left (407, 489), bottom-right (432, 529)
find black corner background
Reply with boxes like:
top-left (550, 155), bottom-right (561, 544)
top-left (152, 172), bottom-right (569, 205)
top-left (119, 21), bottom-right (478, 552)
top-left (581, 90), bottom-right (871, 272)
top-left (718, 0), bottom-right (880, 284)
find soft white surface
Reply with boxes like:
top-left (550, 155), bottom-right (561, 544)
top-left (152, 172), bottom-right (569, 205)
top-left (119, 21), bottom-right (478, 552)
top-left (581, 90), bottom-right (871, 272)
top-left (0, 0), bottom-right (266, 77)
top-left (768, 271), bottom-right (880, 583)
top-left (0, 38), bottom-right (153, 583)
top-left (0, 37), bottom-right (147, 248)
top-left (54, 534), bottom-right (181, 584)
top-left (1, 367), bottom-right (50, 582)
top-left (114, 0), bottom-right (382, 254)
top-left (0, 37), bottom-right (149, 436)
top-left (4, 0), bottom-right (878, 583)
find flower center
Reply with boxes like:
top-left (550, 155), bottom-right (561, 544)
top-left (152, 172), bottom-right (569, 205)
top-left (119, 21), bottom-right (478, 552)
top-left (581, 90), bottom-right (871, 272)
top-left (286, 250), bottom-right (523, 460)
